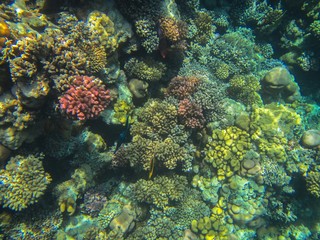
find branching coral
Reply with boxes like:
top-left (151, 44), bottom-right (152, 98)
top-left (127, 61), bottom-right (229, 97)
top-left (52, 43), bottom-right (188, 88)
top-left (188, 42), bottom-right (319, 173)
top-left (159, 16), bottom-right (188, 43)
top-left (113, 99), bottom-right (194, 172)
top-left (306, 170), bottom-right (320, 198)
top-left (124, 57), bottom-right (167, 82)
top-left (135, 19), bottom-right (159, 53)
top-left (178, 98), bottom-right (205, 129)
top-left (131, 175), bottom-right (187, 209)
top-left (165, 75), bottom-right (200, 100)
top-left (193, 11), bottom-right (215, 45)
top-left (130, 99), bottom-right (178, 138)
top-left (59, 76), bottom-right (111, 120)
top-left (0, 154), bottom-right (52, 211)
top-left (227, 74), bottom-right (262, 106)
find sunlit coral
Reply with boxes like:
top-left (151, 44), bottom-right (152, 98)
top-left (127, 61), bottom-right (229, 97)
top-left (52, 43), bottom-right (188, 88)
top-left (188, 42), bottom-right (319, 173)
top-left (59, 75), bottom-right (111, 120)
top-left (0, 154), bottom-right (51, 211)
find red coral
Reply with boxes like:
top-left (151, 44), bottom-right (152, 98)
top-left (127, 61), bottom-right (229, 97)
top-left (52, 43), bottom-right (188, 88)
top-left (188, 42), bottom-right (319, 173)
top-left (166, 76), bottom-right (200, 100)
top-left (178, 98), bottom-right (205, 129)
top-left (59, 75), bottom-right (110, 120)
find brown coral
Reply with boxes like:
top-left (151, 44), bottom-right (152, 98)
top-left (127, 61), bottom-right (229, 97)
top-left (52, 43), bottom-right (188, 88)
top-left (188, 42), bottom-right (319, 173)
top-left (166, 76), bottom-right (200, 100)
top-left (159, 16), bottom-right (188, 43)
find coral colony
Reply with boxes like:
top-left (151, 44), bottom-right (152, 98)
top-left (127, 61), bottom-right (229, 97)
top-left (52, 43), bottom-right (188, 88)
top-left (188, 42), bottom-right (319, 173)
top-left (0, 0), bottom-right (320, 239)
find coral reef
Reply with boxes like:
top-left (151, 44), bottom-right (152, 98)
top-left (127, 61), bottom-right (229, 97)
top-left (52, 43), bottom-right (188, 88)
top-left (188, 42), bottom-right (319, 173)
top-left (131, 175), bottom-right (187, 209)
top-left (178, 98), bottom-right (205, 129)
top-left (0, 154), bottom-right (51, 211)
top-left (124, 57), bottom-right (167, 82)
top-left (54, 164), bottom-right (94, 216)
top-left (261, 67), bottom-right (301, 103)
top-left (1, 0), bottom-right (320, 239)
top-left (59, 75), bottom-right (111, 120)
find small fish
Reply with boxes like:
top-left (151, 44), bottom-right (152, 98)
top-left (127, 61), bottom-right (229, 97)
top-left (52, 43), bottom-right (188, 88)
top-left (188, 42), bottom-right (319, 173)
top-left (148, 156), bottom-right (155, 179)
top-left (114, 115), bottom-right (131, 154)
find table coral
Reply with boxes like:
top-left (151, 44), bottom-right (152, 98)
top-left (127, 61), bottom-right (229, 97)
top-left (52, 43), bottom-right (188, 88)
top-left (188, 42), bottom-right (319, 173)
top-left (59, 75), bottom-right (111, 121)
top-left (0, 154), bottom-right (52, 211)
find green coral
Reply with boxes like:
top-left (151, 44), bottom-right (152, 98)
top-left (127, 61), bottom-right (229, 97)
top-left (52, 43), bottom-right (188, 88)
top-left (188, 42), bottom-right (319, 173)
top-left (193, 11), bottom-right (215, 45)
top-left (124, 58), bottom-right (167, 82)
top-left (227, 74), bottom-right (262, 106)
top-left (131, 175), bottom-right (187, 209)
top-left (113, 99), bottom-right (134, 126)
top-left (310, 20), bottom-right (320, 39)
top-left (0, 154), bottom-right (52, 211)
top-left (306, 170), bottom-right (320, 198)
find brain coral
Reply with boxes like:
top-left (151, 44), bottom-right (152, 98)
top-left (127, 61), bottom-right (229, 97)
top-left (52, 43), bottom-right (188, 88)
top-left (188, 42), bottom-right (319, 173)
top-left (0, 154), bottom-right (51, 211)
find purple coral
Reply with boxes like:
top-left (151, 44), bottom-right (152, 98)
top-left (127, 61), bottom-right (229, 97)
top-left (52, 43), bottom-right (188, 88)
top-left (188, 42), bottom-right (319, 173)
top-left (82, 189), bottom-right (107, 217)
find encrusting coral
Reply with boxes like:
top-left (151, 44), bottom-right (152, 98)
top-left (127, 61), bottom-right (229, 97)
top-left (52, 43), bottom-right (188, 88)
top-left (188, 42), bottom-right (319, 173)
top-left (0, 154), bottom-right (51, 211)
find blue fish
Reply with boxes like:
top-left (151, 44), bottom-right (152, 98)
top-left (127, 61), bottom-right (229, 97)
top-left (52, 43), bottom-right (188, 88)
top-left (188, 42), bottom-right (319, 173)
top-left (114, 115), bottom-right (131, 154)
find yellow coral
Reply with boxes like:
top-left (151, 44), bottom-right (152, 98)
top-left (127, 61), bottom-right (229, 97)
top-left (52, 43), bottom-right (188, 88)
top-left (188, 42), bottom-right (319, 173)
top-left (205, 126), bottom-right (251, 181)
top-left (0, 154), bottom-right (51, 211)
top-left (159, 16), bottom-right (187, 42)
top-left (86, 11), bottom-right (118, 53)
top-left (113, 100), bottom-right (134, 125)
top-left (250, 103), bottom-right (301, 162)
top-left (306, 170), bottom-right (320, 198)
top-left (54, 165), bottom-right (93, 215)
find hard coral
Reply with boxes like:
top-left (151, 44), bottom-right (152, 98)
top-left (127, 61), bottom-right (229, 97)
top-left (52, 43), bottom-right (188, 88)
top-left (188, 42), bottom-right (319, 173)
top-left (159, 16), bottom-right (188, 43)
top-left (178, 98), bottom-right (205, 129)
top-left (132, 175), bottom-right (187, 209)
top-left (166, 75), bottom-right (200, 100)
top-left (59, 75), bottom-right (111, 120)
top-left (0, 154), bottom-right (52, 211)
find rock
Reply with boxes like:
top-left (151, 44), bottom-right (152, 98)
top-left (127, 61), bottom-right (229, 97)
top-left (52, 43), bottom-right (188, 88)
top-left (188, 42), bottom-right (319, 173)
top-left (110, 204), bottom-right (137, 235)
top-left (301, 129), bottom-right (320, 149)
top-left (128, 79), bottom-right (148, 99)
top-left (0, 143), bottom-right (11, 168)
top-left (261, 67), bottom-right (301, 103)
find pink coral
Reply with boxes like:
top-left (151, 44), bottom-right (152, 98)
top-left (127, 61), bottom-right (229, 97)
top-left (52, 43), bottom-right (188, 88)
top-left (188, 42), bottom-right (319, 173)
top-left (59, 75), bottom-right (110, 120)
top-left (166, 76), bottom-right (200, 100)
top-left (178, 98), bottom-right (205, 129)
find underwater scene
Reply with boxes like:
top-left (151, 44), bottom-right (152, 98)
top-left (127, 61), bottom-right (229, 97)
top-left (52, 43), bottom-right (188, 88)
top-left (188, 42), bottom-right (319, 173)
top-left (0, 0), bottom-right (320, 239)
